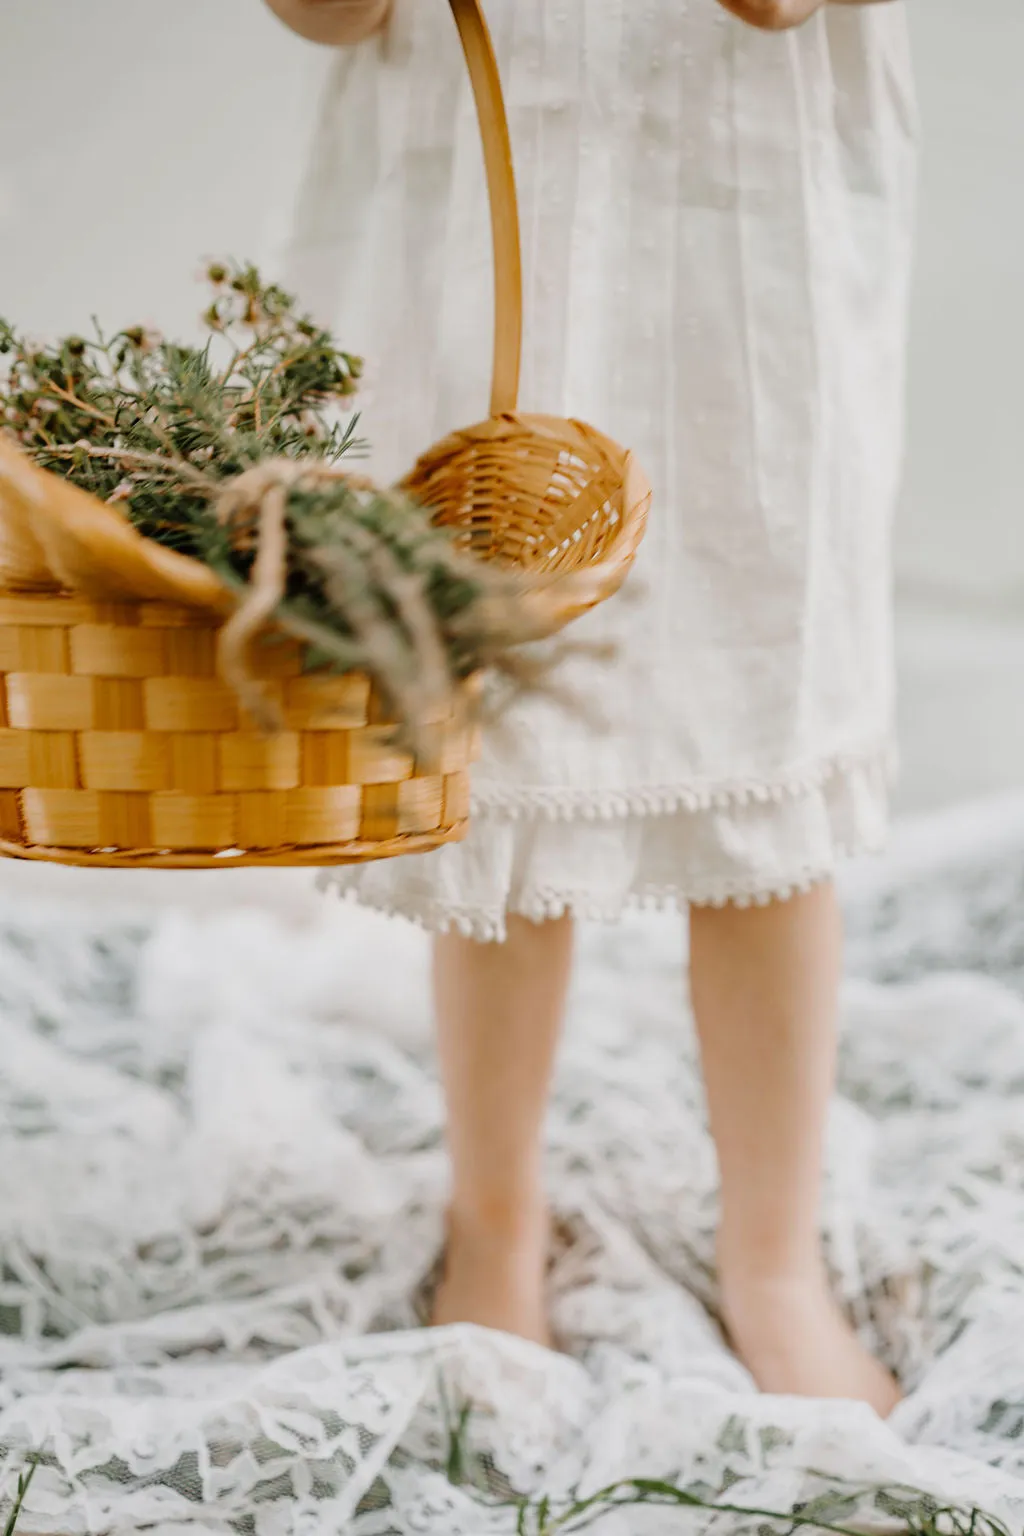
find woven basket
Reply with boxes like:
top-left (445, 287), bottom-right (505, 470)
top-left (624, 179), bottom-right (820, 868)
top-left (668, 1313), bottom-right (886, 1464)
top-left (0, 0), bottom-right (650, 869)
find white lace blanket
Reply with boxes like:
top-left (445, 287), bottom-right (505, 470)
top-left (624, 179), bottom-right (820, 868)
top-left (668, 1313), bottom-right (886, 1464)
top-left (2, 795), bottom-right (1024, 1533)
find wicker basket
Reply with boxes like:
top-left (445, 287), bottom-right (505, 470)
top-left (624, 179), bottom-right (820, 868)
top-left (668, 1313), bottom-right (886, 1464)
top-left (0, 591), bottom-right (477, 868)
top-left (0, 0), bottom-right (650, 869)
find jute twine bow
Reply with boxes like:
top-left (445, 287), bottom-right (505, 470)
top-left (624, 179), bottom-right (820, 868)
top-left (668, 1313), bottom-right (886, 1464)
top-left (1, 441), bottom-right (611, 744)
top-left (215, 459), bottom-right (373, 733)
top-left (215, 459), bottom-right (616, 746)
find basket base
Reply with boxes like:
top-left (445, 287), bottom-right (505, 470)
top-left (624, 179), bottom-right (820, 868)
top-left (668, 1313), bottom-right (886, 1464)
top-left (0, 823), bottom-right (468, 870)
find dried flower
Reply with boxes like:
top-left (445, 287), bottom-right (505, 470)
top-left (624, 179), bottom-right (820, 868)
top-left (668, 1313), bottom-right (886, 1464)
top-left (0, 261), bottom-right (569, 743)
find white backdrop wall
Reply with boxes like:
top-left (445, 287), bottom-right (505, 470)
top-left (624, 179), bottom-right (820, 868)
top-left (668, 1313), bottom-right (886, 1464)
top-left (2, 0), bottom-right (1023, 810)
top-left (900, 0), bottom-right (1024, 607)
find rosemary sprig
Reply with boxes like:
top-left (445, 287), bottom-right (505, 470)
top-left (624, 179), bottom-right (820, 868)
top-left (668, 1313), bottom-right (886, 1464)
top-left (0, 262), bottom-right (572, 739)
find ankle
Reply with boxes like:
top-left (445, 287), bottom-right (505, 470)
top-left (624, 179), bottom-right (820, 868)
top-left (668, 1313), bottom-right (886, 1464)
top-left (447, 1191), bottom-right (548, 1244)
top-left (717, 1231), bottom-right (828, 1301)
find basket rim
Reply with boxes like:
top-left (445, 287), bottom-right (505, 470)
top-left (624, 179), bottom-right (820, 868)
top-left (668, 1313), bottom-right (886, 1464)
top-left (0, 826), bottom-right (469, 869)
top-left (1, 420), bottom-right (651, 638)
top-left (0, 434), bottom-right (235, 616)
top-left (405, 413), bottom-right (653, 634)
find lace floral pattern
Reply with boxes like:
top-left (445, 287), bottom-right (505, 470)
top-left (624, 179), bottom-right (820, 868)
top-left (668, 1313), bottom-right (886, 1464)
top-left (2, 796), bottom-right (1024, 1531)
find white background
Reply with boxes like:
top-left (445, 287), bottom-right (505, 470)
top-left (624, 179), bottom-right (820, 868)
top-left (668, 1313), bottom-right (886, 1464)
top-left (2, 0), bottom-right (1022, 814)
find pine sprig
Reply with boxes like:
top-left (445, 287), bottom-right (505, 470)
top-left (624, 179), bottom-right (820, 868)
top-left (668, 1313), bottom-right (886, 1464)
top-left (0, 262), bottom-right (362, 551)
top-left (0, 263), bottom-right (572, 740)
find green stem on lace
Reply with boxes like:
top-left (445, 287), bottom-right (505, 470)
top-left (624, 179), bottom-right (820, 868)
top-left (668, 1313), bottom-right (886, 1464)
top-left (510, 1478), bottom-right (1015, 1536)
top-left (2, 1458), bottom-right (38, 1536)
top-left (439, 1388), bottom-right (1013, 1536)
top-left (438, 1372), bottom-right (476, 1488)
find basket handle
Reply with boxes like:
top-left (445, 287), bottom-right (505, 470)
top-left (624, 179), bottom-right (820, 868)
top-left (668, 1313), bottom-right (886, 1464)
top-left (448, 0), bottom-right (522, 417)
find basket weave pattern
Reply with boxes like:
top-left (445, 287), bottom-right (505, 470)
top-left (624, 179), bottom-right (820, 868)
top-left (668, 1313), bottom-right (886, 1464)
top-left (405, 415), bottom-right (639, 579)
top-left (0, 595), bottom-right (475, 868)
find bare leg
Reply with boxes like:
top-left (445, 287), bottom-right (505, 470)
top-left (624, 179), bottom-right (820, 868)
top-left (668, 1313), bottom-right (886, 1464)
top-left (689, 883), bottom-right (900, 1413)
top-left (430, 914), bottom-right (573, 1345)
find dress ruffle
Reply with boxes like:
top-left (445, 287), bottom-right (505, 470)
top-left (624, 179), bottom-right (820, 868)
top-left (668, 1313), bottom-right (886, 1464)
top-left (321, 748), bottom-right (892, 942)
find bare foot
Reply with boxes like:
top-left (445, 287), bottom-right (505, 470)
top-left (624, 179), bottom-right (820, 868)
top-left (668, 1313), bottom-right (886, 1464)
top-left (721, 1271), bottom-right (901, 1416)
top-left (431, 1206), bottom-right (553, 1348)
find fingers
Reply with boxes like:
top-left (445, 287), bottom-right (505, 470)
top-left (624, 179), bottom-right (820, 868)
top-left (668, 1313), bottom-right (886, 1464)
top-left (716, 0), bottom-right (823, 31)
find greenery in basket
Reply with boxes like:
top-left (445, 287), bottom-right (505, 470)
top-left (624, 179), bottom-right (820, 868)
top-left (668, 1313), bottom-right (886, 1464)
top-left (0, 263), bottom-right (570, 740)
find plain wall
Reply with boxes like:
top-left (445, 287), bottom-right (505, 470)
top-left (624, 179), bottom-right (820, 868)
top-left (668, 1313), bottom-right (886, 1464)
top-left (899, 0), bottom-right (1024, 607)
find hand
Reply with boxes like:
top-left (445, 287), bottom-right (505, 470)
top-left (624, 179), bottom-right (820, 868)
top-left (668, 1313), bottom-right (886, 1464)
top-left (263, 0), bottom-right (391, 47)
top-left (716, 0), bottom-right (890, 30)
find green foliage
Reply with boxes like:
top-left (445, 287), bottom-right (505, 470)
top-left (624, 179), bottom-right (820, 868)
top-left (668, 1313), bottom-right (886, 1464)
top-left (1, 1458), bottom-right (38, 1536)
top-left (0, 260), bottom-right (361, 549)
top-left (438, 1384), bottom-right (1016, 1536)
top-left (507, 1478), bottom-right (1015, 1536)
top-left (0, 264), bottom-right (556, 736)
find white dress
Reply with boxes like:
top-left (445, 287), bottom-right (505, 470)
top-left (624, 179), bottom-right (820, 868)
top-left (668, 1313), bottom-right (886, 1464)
top-left (278, 0), bottom-right (918, 939)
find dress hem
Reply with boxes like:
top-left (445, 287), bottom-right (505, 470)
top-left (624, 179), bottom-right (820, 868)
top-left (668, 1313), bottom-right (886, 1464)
top-left (321, 741), bottom-right (895, 941)
top-left (323, 836), bottom-right (888, 943)
top-left (469, 742), bottom-right (896, 821)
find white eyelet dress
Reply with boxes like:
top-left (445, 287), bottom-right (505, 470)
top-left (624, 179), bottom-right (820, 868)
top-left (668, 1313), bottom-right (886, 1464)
top-left (278, 0), bottom-right (918, 941)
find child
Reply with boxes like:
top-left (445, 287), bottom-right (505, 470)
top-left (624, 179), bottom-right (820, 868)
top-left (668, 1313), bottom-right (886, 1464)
top-left (266, 0), bottom-right (915, 1414)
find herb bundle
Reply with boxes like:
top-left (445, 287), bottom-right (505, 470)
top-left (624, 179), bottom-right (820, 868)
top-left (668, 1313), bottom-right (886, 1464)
top-left (0, 264), bottom-right (566, 741)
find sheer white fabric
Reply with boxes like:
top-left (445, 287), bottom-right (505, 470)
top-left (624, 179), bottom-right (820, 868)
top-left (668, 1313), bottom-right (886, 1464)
top-left (2, 797), bottom-right (1024, 1531)
top-left (278, 0), bottom-right (917, 920)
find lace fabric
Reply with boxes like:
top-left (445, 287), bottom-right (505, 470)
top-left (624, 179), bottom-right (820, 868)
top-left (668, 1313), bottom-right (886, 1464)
top-left (1, 796), bottom-right (1024, 1531)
